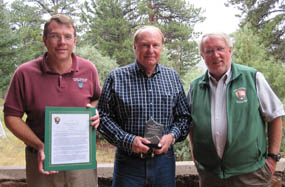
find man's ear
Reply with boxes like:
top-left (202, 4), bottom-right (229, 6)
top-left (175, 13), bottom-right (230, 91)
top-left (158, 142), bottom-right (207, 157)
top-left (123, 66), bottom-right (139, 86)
top-left (74, 37), bottom-right (77, 45)
top-left (133, 43), bottom-right (137, 53)
top-left (43, 36), bottom-right (47, 46)
top-left (228, 47), bottom-right (233, 55)
top-left (200, 52), bottom-right (205, 60)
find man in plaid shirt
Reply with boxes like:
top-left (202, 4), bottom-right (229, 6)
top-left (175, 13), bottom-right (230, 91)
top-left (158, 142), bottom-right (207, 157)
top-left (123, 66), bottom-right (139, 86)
top-left (97, 25), bottom-right (191, 187)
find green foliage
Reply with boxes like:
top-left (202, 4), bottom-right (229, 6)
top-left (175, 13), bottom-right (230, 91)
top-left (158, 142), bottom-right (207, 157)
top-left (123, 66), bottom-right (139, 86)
top-left (280, 123), bottom-right (285, 157)
top-left (81, 0), bottom-right (204, 77)
top-left (226, 0), bottom-right (285, 63)
top-left (0, 0), bottom-right (85, 94)
top-left (0, 0), bottom-right (47, 93)
top-left (10, 0), bottom-right (46, 60)
top-left (81, 0), bottom-right (135, 66)
top-left (27, 0), bottom-right (82, 17)
top-left (233, 24), bottom-right (285, 101)
top-left (174, 136), bottom-right (192, 161)
top-left (142, 0), bottom-right (204, 74)
top-left (75, 45), bottom-right (119, 86)
top-left (0, 0), bottom-right (48, 93)
top-left (181, 66), bottom-right (205, 93)
top-left (0, 3), bottom-right (20, 92)
top-left (173, 66), bottom-right (204, 161)
top-left (1, 0), bottom-right (205, 94)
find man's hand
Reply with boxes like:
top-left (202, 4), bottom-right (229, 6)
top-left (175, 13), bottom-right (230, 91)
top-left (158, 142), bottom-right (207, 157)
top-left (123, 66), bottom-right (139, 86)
top-left (266, 157), bottom-right (277, 175)
top-left (86, 103), bottom-right (100, 129)
top-left (153, 134), bottom-right (174, 155)
top-left (131, 136), bottom-right (151, 153)
top-left (37, 148), bottom-right (58, 175)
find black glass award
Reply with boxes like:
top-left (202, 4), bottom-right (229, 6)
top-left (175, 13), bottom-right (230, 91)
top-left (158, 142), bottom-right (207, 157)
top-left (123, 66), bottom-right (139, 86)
top-left (144, 118), bottom-right (163, 149)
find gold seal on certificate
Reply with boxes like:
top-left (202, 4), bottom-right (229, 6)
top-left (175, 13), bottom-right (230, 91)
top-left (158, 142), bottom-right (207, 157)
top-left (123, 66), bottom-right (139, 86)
top-left (144, 118), bottom-right (163, 149)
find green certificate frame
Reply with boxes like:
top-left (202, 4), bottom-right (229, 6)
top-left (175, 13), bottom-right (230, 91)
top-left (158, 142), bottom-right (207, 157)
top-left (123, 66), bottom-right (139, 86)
top-left (44, 106), bottom-right (96, 171)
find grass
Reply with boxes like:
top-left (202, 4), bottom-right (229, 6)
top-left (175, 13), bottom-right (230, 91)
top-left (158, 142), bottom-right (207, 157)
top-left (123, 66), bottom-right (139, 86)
top-left (96, 139), bottom-right (116, 163)
top-left (0, 123), bottom-right (26, 166)
top-left (0, 99), bottom-right (4, 106)
top-left (0, 101), bottom-right (27, 165)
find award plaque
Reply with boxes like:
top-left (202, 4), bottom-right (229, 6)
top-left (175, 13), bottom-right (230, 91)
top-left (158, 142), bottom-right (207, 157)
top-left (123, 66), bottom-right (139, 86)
top-left (144, 118), bottom-right (163, 149)
top-left (44, 107), bottom-right (96, 171)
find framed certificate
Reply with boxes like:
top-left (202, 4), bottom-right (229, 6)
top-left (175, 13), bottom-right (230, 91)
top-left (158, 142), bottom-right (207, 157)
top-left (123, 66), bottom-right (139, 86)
top-left (44, 106), bottom-right (96, 171)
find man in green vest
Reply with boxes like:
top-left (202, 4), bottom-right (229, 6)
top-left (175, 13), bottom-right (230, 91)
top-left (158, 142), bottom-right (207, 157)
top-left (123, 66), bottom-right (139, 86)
top-left (187, 32), bottom-right (284, 187)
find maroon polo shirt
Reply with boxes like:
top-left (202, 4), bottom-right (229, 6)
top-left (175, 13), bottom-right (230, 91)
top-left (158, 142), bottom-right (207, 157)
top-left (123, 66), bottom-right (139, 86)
top-left (4, 53), bottom-right (101, 141)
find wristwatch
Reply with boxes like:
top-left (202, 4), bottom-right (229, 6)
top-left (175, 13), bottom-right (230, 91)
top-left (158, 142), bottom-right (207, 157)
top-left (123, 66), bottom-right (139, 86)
top-left (267, 153), bottom-right (281, 161)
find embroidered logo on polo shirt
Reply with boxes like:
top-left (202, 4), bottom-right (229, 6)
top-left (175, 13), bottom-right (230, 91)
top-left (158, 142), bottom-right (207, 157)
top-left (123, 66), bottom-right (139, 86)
top-left (73, 78), bottom-right (88, 88)
top-left (78, 81), bottom-right (84, 88)
top-left (234, 88), bottom-right (248, 103)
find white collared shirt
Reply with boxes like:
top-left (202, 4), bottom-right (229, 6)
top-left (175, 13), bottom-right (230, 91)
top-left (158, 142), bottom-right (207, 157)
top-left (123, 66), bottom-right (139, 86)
top-left (208, 67), bottom-right (231, 158)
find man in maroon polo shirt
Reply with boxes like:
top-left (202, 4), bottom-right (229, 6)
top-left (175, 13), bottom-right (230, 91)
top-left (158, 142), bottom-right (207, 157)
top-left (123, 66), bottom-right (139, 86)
top-left (3, 14), bottom-right (101, 187)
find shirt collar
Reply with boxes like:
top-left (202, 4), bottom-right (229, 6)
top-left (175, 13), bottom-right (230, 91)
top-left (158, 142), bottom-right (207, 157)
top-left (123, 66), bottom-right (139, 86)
top-left (41, 52), bottom-right (79, 74)
top-left (208, 66), bottom-right (232, 85)
top-left (135, 61), bottom-right (161, 77)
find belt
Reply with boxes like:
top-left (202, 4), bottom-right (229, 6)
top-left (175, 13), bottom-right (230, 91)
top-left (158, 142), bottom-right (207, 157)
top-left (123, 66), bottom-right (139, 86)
top-left (26, 146), bottom-right (38, 154)
top-left (140, 149), bottom-right (156, 159)
top-left (117, 148), bottom-right (157, 160)
top-left (140, 145), bottom-right (174, 159)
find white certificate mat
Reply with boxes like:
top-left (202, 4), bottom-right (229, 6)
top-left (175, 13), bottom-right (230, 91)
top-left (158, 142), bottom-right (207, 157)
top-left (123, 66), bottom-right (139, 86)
top-left (44, 107), bottom-right (96, 171)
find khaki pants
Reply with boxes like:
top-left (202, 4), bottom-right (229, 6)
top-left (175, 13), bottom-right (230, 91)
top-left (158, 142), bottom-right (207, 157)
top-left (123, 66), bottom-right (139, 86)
top-left (198, 163), bottom-right (272, 187)
top-left (26, 148), bottom-right (98, 187)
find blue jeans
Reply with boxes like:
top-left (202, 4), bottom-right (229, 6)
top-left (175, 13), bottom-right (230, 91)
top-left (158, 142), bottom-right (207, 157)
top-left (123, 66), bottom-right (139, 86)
top-left (112, 148), bottom-right (176, 187)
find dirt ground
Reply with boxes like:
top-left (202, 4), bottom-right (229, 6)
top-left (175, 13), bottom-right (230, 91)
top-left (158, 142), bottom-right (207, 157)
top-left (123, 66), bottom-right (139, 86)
top-left (97, 172), bottom-right (284, 187)
top-left (1, 171), bottom-right (284, 187)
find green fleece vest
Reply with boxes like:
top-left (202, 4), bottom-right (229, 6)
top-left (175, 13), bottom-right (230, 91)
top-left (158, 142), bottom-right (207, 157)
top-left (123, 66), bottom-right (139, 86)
top-left (191, 63), bottom-right (266, 179)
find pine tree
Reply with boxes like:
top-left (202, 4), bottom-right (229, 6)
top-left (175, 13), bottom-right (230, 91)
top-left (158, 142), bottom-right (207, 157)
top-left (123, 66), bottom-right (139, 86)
top-left (81, 0), bottom-right (205, 77)
top-left (81, 0), bottom-right (135, 66)
top-left (0, 3), bottom-right (19, 93)
top-left (226, 0), bottom-right (285, 62)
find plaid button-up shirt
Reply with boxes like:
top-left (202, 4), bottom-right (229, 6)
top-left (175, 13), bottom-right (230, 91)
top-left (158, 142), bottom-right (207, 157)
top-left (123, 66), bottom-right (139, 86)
top-left (98, 62), bottom-right (191, 154)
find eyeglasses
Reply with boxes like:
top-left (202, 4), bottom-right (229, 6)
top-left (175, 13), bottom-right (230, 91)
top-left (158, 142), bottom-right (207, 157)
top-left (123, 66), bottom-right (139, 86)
top-left (141, 43), bottom-right (162, 49)
top-left (47, 34), bottom-right (74, 41)
top-left (203, 47), bottom-right (227, 56)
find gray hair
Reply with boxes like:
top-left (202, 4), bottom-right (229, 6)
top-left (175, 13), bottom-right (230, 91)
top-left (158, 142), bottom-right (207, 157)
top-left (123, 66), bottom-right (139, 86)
top-left (199, 32), bottom-right (232, 53)
top-left (133, 25), bottom-right (164, 45)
